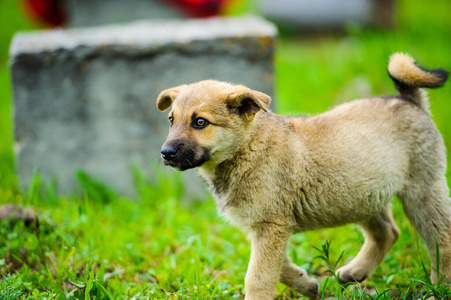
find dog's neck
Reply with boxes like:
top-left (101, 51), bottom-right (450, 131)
top-left (197, 138), bottom-right (257, 196)
top-left (198, 146), bottom-right (259, 216)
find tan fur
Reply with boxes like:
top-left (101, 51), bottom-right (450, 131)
top-left (157, 55), bottom-right (450, 299)
top-left (388, 53), bottom-right (443, 88)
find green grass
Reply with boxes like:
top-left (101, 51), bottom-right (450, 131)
top-left (1, 0), bottom-right (451, 299)
top-left (0, 1), bottom-right (39, 189)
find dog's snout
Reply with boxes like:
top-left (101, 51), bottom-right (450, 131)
top-left (161, 146), bottom-right (179, 161)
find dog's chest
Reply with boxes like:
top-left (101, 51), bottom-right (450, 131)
top-left (212, 189), bottom-right (265, 229)
top-left (199, 167), bottom-right (267, 228)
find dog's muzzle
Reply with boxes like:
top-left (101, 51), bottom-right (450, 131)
top-left (161, 146), bottom-right (178, 161)
top-left (160, 141), bottom-right (210, 171)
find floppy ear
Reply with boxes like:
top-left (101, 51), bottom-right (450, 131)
top-left (156, 85), bottom-right (187, 111)
top-left (227, 88), bottom-right (271, 122)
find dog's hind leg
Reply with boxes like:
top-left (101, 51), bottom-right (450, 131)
top-left (279, 255), bottom-right (319, 298)
top-left (398, 176), bottom-right (451, 284)
top-left (337, 207), bottom-right (400, 283)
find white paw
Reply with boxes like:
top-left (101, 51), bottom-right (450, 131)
top-left (337, 265), bottom-right (368, 284)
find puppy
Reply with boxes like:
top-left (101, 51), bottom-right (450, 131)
top-left (157, 53), bottom-right (450, 299)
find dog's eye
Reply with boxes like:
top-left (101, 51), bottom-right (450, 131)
top-left (193, 117), bottom-right (209, 129)
top-left (168, 116), bottom-right (174, 126)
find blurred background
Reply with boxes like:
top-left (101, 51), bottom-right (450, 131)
top-left (1, 0), bottom-right (451, 299)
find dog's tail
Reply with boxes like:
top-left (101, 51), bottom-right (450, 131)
top-left (387, 53), bottom-right (448, 112)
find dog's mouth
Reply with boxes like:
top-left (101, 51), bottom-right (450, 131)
top-left (161, 148), bottom-right (210, 171)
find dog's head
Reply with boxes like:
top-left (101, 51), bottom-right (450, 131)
top-left (156, 80), bottom-right (271, 171)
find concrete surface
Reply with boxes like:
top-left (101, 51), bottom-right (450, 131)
top-left (10, 16), bottom-right (277, 197)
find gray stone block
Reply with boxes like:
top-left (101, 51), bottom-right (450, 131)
top-left (10, 16), bottom-right (277, 196)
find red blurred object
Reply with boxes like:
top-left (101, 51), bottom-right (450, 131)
top-left (163, 0), bottom-right (230, 18)
top-left (23, 0), bottom-right (66, 27)
top-left (22, 0), bottom-right (231, 27)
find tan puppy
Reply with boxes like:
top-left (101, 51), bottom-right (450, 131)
top-left (156, 53), bottom-right (450, 299)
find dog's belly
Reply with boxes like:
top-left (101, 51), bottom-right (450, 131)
top-left (208, 143), bottom-right (408, 231)
top-left (292, 183), bottom-right (399, 231)
top-left (213, 172), bottom-right (402, 232)
top-left (290, 157), bottom-right (406, 230)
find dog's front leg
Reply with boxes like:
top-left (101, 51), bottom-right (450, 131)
top-left (244, 223), bottom-right (290, 300)
top-left (280, 256), bottom-right (319, 298)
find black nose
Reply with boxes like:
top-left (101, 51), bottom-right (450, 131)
top-left (161, 146), bottom-right (178, 161)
